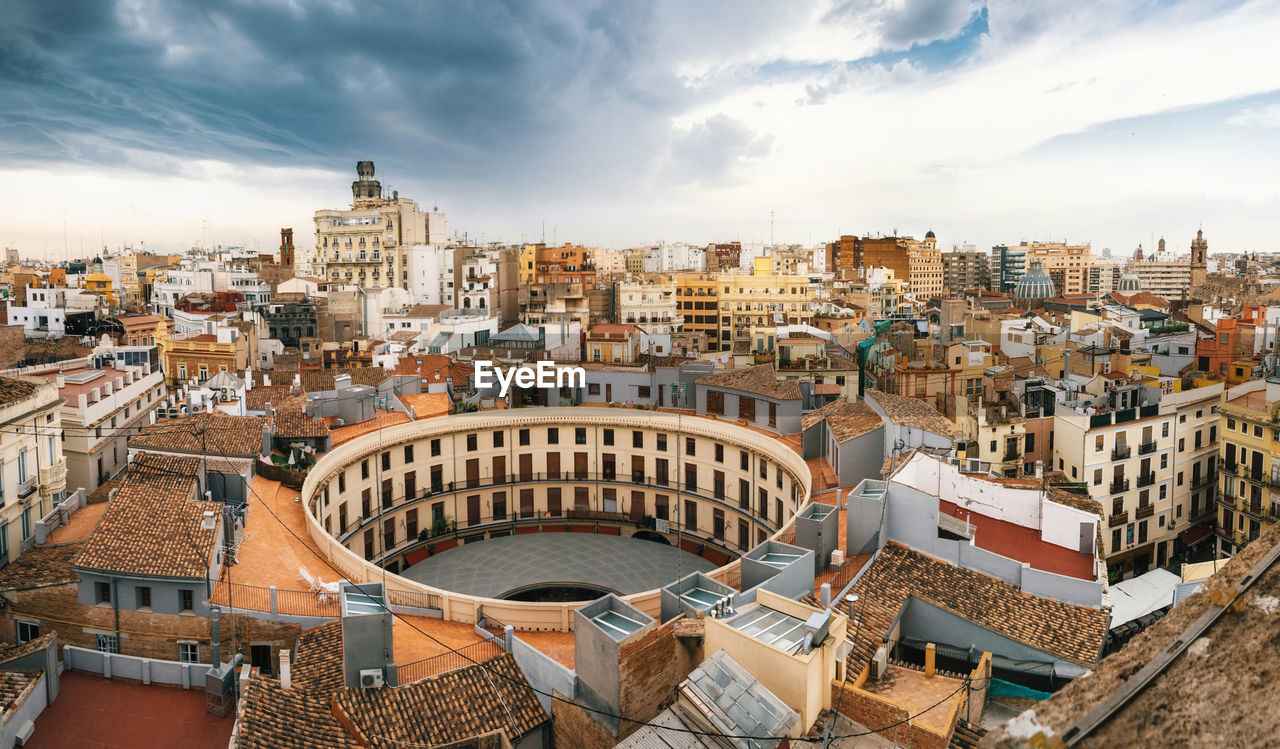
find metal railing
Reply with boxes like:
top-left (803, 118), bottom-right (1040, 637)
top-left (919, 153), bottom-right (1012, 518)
top-left (1138, 442), bottom-right (1157, 455)
top-left (1110, 478), bottom-right (1130, 494)
top-left (1108, 511), bottom-right (1128, 528)
top-left (1111, 445), bottom-right (1131, 460)
top-left (1137, 472), bottom-right (1156, 488)
top-left (395, 640), bottom-right (504, 685)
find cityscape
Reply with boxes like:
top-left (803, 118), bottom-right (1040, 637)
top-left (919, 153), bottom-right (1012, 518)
top-left (2, 1), bottom-right (1280, 748)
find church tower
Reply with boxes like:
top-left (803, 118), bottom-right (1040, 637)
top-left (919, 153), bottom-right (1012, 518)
top-left (1190, 229), bottom-right (1208, 288)
top-left (351, 161), bottom-right (384, 208)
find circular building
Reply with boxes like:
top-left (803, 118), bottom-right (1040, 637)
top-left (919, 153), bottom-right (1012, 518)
top-left (1116, 272), bottom-right (1142, 292)
top-left (302, 407), bottom-right (813, 628)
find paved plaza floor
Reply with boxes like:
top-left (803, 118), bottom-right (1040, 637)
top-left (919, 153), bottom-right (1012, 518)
top-left (400, 532), bottom-right (719, 598)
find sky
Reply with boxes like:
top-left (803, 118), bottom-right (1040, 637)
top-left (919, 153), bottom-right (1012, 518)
top-left (1, 0), bottom-right (1279, 259)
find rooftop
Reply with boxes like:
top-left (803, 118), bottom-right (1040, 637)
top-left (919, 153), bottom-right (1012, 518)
top-left (129, 412), bottom-right (269, 457)
top-left (865, 389), bottom-right (966, 439)
top-left (801, 398), bottom-right (883, 442)
top-left (698, 364), bottom-right (803, 400)
top-left (273, 409), bottom-right (329, 439)
top-left (0, 377), bottom-right (38, 406)
top-left (74, 453), bottom-right (218, 579)
top-left (850, 542), bottom-right (1108, 670)
top-left (0, 543), bottom-right (82, 590)
top-left (939, 500), bottom-right (1096, 581)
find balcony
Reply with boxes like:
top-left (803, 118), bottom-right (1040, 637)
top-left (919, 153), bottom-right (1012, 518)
top-left (1138, 441), bottom-right (1157, 455)
top-left (1110, 478), bottom-right (1130, 494)
top-left (1135, 504), bottom-right (1154, 520)
top-left (1137, 471), bottom-right (1156, 488)
top-left (1243, 503), bottom-right (1267, 521)
top-left (1109, 510), bottom-right (1128, 528)
top-left (1111, 445), bottom-right (1131, 460)
top-left (39, 461), bottom-right (67, 490)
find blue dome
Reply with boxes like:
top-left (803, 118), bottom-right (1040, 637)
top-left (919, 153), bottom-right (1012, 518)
top-left (1015, 260), bottom-right (1055, 301)
top-left (1117, 273), bottom-right (1141, 292)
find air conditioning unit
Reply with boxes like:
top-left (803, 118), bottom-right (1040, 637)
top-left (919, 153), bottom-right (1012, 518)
top-left (830, 549), bottom-right (845, 568)
top-left (870, 646), bottom-right (889, 680)
top-left (359, 668), bottom-right (384, 689)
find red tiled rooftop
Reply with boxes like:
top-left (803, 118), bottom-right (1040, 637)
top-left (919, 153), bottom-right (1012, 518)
top-left (939, 499), bottom-right (1096, 581)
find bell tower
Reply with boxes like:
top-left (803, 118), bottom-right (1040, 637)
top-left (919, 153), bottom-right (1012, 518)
top-left (351, 161), bottom-right (384, 207)
top-left (1190, 228), bottom-right (1208, 289)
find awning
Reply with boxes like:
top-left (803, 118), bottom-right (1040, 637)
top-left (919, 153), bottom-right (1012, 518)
top-left (1178, 522), bottom-right (1214, 548)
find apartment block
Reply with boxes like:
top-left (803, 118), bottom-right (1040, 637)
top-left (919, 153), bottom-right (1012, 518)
top-left (0, 376), bottom-right (67, 568)
top-left (1216, 379), bottom-right (1280, 556)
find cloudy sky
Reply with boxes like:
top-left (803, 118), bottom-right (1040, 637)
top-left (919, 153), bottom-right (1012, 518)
top-left (2, 0), bottom-right (1278, 259)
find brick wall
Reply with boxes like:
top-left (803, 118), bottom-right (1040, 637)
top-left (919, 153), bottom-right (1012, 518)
top-left (550, 689), bottom-right (616, 749)
top-left (616, 617), bottom-right (699, 742)
top-left (0, 583), bottom-right (299, 668)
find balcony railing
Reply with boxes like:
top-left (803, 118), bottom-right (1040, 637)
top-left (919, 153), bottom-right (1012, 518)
top-left (1110, 478), bottom-right (1130, 494)
top-left (1111, 445), bottom-right (1131, 460)
top-left (1137, 471), bottom-right (1156, 488)
top-left (1138, 441), bottom-right (1157, 455)
top-left (1135, 504), bottom-right (1154, 520)
top-left (1109, 510), bottom-right (1128, 528)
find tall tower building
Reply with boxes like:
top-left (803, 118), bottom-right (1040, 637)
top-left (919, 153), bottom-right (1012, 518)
top-left (1190, 229), bottom-right (1208, 288)
top-left (279, 228), bottom-right (295, 265)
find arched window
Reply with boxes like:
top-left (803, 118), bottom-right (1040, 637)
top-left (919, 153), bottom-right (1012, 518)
top-left (372, 237), bottom-right (379, 247)
top-left (463, 298), bottom-right (471, 309)
top-left (359, 237), bottom-right (366, 247)
top-left (345, 237), bottom-right (352, 247)
top-left (479, 298), bottom-right (486, 308)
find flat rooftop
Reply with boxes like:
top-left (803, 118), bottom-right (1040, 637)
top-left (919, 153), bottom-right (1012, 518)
top-left (940, 499), bottom-right (1096, 581)
top-left (399, 533), bottom-right (718, 599)
top-left (857, 663), bottom-right (967, 735)
top-left (214, 474), bottom-right (576, 668)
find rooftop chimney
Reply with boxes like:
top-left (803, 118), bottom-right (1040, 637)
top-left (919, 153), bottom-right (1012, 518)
top-left (279, 649), bottom-right (291, 690)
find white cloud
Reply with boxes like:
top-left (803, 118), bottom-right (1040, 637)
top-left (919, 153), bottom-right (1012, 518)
top-left (1227, 103), bottom-right (1280, 127)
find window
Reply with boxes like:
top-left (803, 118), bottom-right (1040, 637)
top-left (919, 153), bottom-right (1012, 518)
top-left (1095, 435), bottom-right (1104, 452)
top-left (1025, 433), bottom-right (1035, 451)
top-left (685, 437), bottom-right (696, 456)
top-left (633, 431), bottom-right (643, 449)
top-left (137, 586), bottom-right (152, 609)
top-left (603, 429), bottom-right (614, 446)
top-left (685, 465), bottom-right (697, 491)
top-left (575, 428), bottom-right (587, 444)
top-left (1111, 528), bottom-right (1121, 550)
top-left (404, 444), bottom-right (414, 463)
top-left (707, 390), bottom-right (724, 415)
top-left (546, 427), bottom-right (559, 444)
top-left (179, 589), bottom-right (194, 612)
top-left (381, 451), bottom-right (391, 471)
top-left (361, 460), bottom-right (370, 480)
top-left (638, 385), bottom-right (651, 399)
top-left (96, 634), bottom-right (120, 654)
top-left (740, 450), bottom-right (750, 471)
top-left (15, 622), bottom-right (38, 644)
top-left (1093, 469), bottom-right (1103, 486)
top-left (519, 429), bottom-right (530, 446)
top-left (715, 444), bottom-right (724, 463)
top-left (1160, 453), bottom-right (1168, 469)
top-left (96, 582), bottom-right (111, 604)
top-left (179, 642), bottom-right (199, 664)
top-left (739, 396), bottom-right (756, 422)
top-left (1178, 438), bottom-right (1184, 452)
top-left (466, 433), bottom-right (477, 451)
top-left (431, 438), bottom-right (441, 456)
top-left (588, 384), bottom-right (601, 395)
top-left (657, 434), bottom-right (667, 451)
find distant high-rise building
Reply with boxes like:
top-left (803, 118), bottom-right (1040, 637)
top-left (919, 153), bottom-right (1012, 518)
top-left (991, 244), bottom-right (1027, 293)
top-left (941, 247), bottom-right (990, 293)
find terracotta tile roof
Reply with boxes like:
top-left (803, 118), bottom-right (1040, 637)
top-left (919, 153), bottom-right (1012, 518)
top-left (587, 323), bottom-right (640, 339)
top-left (334, 654), bottom-right (547, 746)
top-left (0, 671), bottom-right (42, 715)
top-left (235, 677), bottom-right (358, 749)
top-left (698, 364), bottom-right (802, 400)
top-left (1046, 488), bottom-right (1103, 517)
top-left (0, 377), bottom-right (38, 405)
top-left (298, 368), bottom-right (389, 393)
top-left (74, 453), bottom-right (219, 579)
top-left (245, 386), bottom-right (307, 412)
top-left (802, 398), bottom-right (883, 442)
top-left (392, 354), bottom-right (453, 384)
top-left (291, 622), bottom-right (346, 694)
top-left (0, 634), bottom-right (56, 665)
top-left (129, 412), bottom-right (268, 458)
top-left (273, 410), bottom-right (329, 439)
top-left (0, 544), bottom-right (81, 591)
top-left (389, 330), bottom-right (420, 343)
top-left (865, 389), bottom-right (966, 439)
top-left (850, 542), bottom-right (1107, 668)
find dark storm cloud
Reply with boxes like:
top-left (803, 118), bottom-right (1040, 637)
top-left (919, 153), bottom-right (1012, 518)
top-left (0, 0), bottom-right (700, 189)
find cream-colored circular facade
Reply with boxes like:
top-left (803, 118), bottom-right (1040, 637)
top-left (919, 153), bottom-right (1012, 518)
top-left (301, 407), bottom-right (812, 629)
